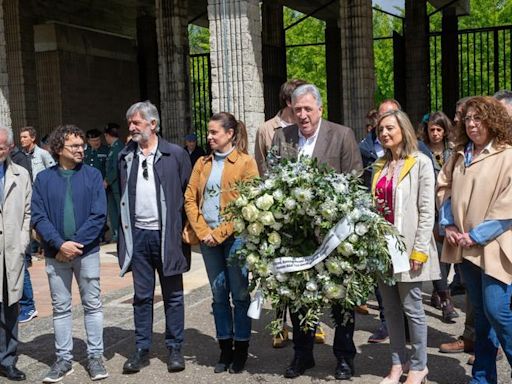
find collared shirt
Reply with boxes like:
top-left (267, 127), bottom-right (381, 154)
top-left (298, 118), bottom-right (322, 158)
top-left (463, 139), bottom-right (494, 167)
top-left (134, 143), bottom-right (159, 230)
top-left (374, 137), bottom-right (385, 158)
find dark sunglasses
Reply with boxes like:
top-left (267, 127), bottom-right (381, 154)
top-left (142, 159), bottom-right (148, 180)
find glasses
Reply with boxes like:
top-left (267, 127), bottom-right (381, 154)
top-left (141, 159), bottom-right (148, 180)
top-left (464, 115), bottom-right (482, 125)
top-left (0, 146), bottom-right (9, 152)
top-left (64, 144), bottom-right (85, 152)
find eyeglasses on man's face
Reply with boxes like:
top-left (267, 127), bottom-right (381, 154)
top-left (64, 144), bottom-right (85, 152)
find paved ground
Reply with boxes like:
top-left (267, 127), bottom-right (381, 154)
top-left (14, 245), bottom-right (511, 383)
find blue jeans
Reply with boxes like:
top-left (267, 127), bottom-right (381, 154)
top-left (19, 253), bottom-right (35, 313)
top-left (46, 253), bottom-right (104, 361)
top-left (460, 259), bottom-right (512, 384)
top-left (200, 237), bottom-right (251, 341)
top-left (131, 228), bottom-right (184, 350)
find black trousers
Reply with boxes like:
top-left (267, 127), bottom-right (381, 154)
top-left (0, 288), bottom-right (19, 366)
top-left (290, 304), bottom-right (356, 361)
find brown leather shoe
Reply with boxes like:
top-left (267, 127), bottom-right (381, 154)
top-left (355, 304), bottom-right (370, 315)
top-left (439, 336), bottom-right (474, 353)
top-left (467, 348), bottom-right (504, 365)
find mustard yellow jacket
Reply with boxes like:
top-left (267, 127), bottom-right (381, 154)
top-left (184, 149), bottom-right (258, 244)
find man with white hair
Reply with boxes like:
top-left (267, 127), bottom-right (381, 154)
top-left (0, 126), bottom-right (31, 381)
top-left (118, 101), bottom-right (192, 375)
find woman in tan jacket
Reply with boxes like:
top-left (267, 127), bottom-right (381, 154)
top-left (437, 96), bottom-right (512, 383)
top-left (372, 110), bottom-right (440, 384)
top-left (184, 112), bottom-right (258, 374)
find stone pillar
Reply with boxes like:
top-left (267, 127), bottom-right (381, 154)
top-left (404, 0), bottom-right (429, 125)
top-left (208, 0), bottom-right (265, 153)
top-left (339, 0), bottom-right (375, 139)
top-left (155, 0), bottom-right (190, 143)
top-left (262, 3), bottom-right (286, 120)
top-left (325, 19), bottom-right (342, 124)
top-left (137, 9), bottom-right (161, 112)
top-left (0, 0), bottom-right (11, 127)
top-left (441, 8), bottom-right (458, 119)
top-left (3, 0), bottom-right (38, 132)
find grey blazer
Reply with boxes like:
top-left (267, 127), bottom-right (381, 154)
top-left (271, 119), bottom-right (363, 174)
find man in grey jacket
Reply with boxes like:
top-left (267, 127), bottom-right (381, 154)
top-left (0, 126), bottom-right (32, 381)
top-left (19, 126), bottom-right (55, 181)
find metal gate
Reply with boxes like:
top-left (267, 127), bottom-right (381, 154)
top-left (189, 53), bottom-right (212, 149)
top-left (430, 25), bottom-right (512, 110)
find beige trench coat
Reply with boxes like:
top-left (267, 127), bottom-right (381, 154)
top-left (372, 152), bottom-right (441, 283)
top-left (0, 159), bottom-right (32, 305)
top-left (437, 144), bottom-right (512, 284)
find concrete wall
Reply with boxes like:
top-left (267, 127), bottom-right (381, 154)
top-left (34, 23), bottom-right (139, 136)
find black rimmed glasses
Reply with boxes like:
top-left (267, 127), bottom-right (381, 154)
top-left (64, 144), bottom-right (85, 152)
top-left (142, 159), bottom-right (148, 180)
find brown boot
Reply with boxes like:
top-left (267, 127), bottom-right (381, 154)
top-left (439, 336), bottom-right (474, 353)
top-left (438, 290), bottom-right (459, 323)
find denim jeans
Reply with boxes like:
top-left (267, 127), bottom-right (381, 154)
top-left (460, 260), bottom-right (512, 384)
top-left (46, 253), bottom-right (104, 361)
top-left (200, 236), bottom-right (251, 341)
top-left (19, 253), bottom-right (35, 313)
top-left (131, 228), bottom-right (184, 350)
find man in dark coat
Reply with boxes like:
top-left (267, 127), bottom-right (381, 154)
top-left (118, 101), bottom-right (192, 375)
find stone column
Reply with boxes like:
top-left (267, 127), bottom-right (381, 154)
top-left (3, 0), bottom-right (38, 131)
top-left (155, 0), bottom-right (190, 143)
top-left (262, 3), bottom-right (286, 120)
top-left (137, 8), bottom-right (161, 112)
top-left (404, 0), bottom-right (429, 125)
top-left (325, 19), bottom-right (342, 124)
top-left (0, 0), bottom-right (11, 127)
top-left (208, 0), bottom-right (265, 153)
top-left (339, 0), bottom-right (375, 139)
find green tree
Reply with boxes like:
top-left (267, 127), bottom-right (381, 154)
top-left (284, 7), bottom-right (328, 116)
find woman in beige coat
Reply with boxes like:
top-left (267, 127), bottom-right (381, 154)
top-left (372, 110), bottom-right (440, 384)
top-left (437, 96), bottom-right (512, 383)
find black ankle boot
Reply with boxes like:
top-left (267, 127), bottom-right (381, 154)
top-left (214, 338), bottom-right (233, 373)
top-left (229, 340), bottom-right (249, 374)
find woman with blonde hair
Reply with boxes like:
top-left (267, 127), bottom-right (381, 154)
top-left (437, 96), bottom-right (512, 383)
top-left (372, 110), bottom-right (440, 384)
top-left (184, 112), bottom-right (258, 374)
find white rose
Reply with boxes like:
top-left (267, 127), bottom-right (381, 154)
top-left (268, 231), bottom-right (281, 246)
top-left (272, 189), bottom-right (285, 202)
top-left (348, 234), bottom-right (359, 243)
top-left (256, 194), bottom-right (274, 211)
top-left (284, 198), bottom-right (297, 210)
top-left (247, 222), bottom-right (264, 236)
top-left (235, 194), bottom-right (248, 207)
top-left (337, 242), bottom-right (354, 257)
top-left (259, 211), bottom-right (275, 226)
top-left (264, 178), bottom-right (276, 189)
top-left (333, 182), bottom-right (347, 194)
top-left (325, 259), bottom-right (343, 276)
top-left (306, 280), bottom-right (318, 291)
top-left (271, 222), bottom-right (283, 231)
top-left (275, 272), bottom-right (288, 282)
top-left (233, 219), bottom-right (245, 233)
top-left (350, 208), bottom-right (361, 221)
top-left (242, 204), bottom-right (260, 222)
top-left (355, 222), bottom-right (369, 236)
top-left (246, 253), bottom-right (258, 268)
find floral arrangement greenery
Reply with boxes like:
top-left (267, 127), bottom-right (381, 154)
top-left (225, 157), bottom-right (401, 334)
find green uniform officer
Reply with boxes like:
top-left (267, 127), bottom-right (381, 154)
top-left (84, 129), bottom-right (109, 177)
top-left (104, 123), bottom-right (124, 242)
